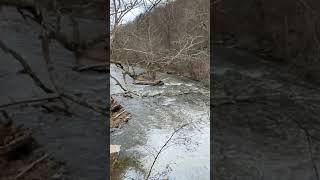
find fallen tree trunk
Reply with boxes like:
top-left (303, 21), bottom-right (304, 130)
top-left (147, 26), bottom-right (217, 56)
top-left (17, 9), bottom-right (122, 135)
top-left (72, 63), bottom-right (108, 72)
top-left (133, 80), bottom-right (164, 86)
top-left (0, 94), bottom-right (60, 109)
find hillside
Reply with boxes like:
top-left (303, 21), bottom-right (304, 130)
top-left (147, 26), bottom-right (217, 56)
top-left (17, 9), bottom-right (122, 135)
top-left (111, 0), bottom-right (210, 82)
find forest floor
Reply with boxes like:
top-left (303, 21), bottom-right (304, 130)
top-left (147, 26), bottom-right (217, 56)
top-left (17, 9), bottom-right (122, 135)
top-left (213, 45), bottom-right (320, 180)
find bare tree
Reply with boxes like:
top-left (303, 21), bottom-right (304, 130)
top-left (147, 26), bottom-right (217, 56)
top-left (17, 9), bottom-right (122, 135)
top-left (111, 0), bottom-right (209, 81)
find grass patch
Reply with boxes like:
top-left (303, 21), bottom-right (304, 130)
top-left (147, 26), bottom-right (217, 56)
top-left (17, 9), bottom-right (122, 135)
top-left (110, 156), bottom-right (145, 180)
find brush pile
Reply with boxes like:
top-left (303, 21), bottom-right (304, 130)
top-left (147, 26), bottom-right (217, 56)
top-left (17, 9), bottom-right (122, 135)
top-left (110, 97), bottom-right (131, 128)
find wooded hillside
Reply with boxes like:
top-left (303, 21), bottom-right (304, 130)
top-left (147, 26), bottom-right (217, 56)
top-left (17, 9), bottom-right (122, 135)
top-left (112, 0), bottom-right (210, 81)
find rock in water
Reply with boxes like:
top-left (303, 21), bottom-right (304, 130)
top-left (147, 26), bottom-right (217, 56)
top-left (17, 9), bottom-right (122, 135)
top-left (110, 144), bottom-right (121, 161)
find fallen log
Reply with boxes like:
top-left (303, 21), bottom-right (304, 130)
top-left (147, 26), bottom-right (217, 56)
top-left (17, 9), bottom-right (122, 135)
top-left (133, 80), bottom-right (164, 86)
top-left (0, 94), bottom-right (60, 109)
top-left (72, 63), bottom-right (108, 72)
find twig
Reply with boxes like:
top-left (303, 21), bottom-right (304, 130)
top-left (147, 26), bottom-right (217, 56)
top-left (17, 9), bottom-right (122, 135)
top-left (292, 118), bottom-right (320, 180)
top-left (40, 29), bottom-right (71, 115)
top-left (0, 94), bottom-right (60, 109)
top-left (110, 74), bottom-right (128, 92)
top-left (14, 153), bottom-right (48, 180)
top-left (296, 0), bottom-right (317, 15)
top-left (307, 135), bottom-right (320, 180)
top-left (0, 39), bottom-right (54, 94)
top-left (145, 0), bottom-right (162, 13)
top-left (4, 2), bottom-right (104, 54)
top-left (113, 110), bottom-right (126, 120)
top-left (110, 74), bottom-right (141, 96)
top-left (1, 0), bottom-right (43, 24)
top-left (0, 133), bottom-right (32, 156)
top-left (145, 123), bottom-right (190, 180)
top-left (60, 93), bottom-right (107, 115)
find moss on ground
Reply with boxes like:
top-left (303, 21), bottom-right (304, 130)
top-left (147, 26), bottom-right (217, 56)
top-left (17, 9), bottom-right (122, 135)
top-left (110, 156), bottom-right (145, 180)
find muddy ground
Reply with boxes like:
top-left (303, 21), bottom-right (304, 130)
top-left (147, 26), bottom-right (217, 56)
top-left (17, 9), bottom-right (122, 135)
top-left (0, 6), bottom-right (107, 180)
top-left (213, 46), bottom-right (320, 180)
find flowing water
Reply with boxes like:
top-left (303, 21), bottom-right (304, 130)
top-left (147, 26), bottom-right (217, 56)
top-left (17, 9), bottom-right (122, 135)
top-left (110, 64), bottom-right (210, 180)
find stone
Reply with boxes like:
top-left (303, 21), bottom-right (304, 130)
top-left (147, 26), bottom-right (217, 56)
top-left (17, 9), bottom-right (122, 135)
top-left (110, 144), bottom-right (121, 161)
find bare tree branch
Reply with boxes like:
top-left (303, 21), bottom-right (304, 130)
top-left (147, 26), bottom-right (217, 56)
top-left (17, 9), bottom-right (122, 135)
top-left (0, 39), bottom-right (54, 94)
top-left (145, 122), bottom-right (191, 180)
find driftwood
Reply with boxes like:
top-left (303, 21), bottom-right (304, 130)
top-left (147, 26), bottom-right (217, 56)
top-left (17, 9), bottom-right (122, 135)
top-left (111, 103), bottom-right (121, 112)
top-left (0, 133), bottom-right (32, 156)
top-left (110, 97), bottom-right (131, 128)
top-left (133, 80), bottom-right (164, 86)
top-left (40, 104), bottom-right (72, 116)
top-left (72, 63), bottom-right (108, 72)
top-left (14, 153), bottom-right (48, 180)
top-left (0, 94), bottom-right (60, 109)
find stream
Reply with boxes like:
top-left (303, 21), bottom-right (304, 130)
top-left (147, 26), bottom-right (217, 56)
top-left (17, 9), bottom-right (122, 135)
top-left (110, 64), bottom-right (210, 180)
